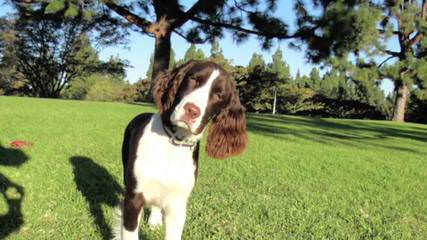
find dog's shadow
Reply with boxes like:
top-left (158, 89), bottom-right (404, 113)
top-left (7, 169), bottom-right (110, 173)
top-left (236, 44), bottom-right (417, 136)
top-left (70, 156), bottom-right (153, 240)
top-left (70, 156), bottom-right (123, 239)
top-left (0, 144), bottom-right (29, 239)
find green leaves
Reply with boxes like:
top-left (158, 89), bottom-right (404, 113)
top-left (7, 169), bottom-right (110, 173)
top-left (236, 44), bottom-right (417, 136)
top-left (64, 4), bottom-right (79, 18)
top-left (45, 0), bottom-right (79, 18)
top-left (45, 0), bottom-right (66, 13)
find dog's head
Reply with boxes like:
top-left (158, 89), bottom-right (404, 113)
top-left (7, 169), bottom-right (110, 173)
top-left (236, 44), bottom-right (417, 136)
top-left (154, 60), bottom-right (248, 159)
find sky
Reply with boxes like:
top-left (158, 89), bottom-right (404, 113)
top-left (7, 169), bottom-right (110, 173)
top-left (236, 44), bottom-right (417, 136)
top-left (98, 0), bottom-right (315, 82)
top-left (0, 0), bottom-right (394, 93)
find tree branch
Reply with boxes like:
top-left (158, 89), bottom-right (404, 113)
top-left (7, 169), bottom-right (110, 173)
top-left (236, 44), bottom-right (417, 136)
top-left (103, 0), bottom-right (152, 34)
top-left (383, 50), bottom-right (402, 57)
top-left (377, 29), bottom-right (400, 35)
top-left (171, 0), bottom-right (213, 28)
top-left (189, 16), bottom-right (297, 39)
top-left (378, 55), bottom-right (397, 68)
top-left (172, 29), bottom-right (205, 44)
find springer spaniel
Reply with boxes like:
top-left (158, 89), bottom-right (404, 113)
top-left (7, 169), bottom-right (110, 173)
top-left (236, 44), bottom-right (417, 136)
top-left (116, 60), bottom-right (248, 240)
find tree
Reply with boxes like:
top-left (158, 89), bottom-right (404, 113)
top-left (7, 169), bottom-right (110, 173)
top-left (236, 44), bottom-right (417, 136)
top-left (320, 69), bottom-right (347, 99)
top-left (298, 1), bottom-right (427, 121)
top-left (5, 3), bottom-right (126, 98)
top-left (184, 44), bottom-right (205, 62)
top-left (13, 0), bottom-right (338, 98)
top-left (12, 19), bottom-right (97, 97)
top-left (270, 48), bottom-right (291, 84)
top-left (210, 37), bottom-right (223, 58)
top-left (207, 39), bottom-right (233, 72)
top-left (146, 49), bottom-right (176, 81)
top-left (0, 18), bottom-right (26, 95)
top-left (247, 53), bottom-right (266, 72)
top-left (175, 44), bottom-right (205, 67)
top-left (309, 67), bottom-right (321, 90)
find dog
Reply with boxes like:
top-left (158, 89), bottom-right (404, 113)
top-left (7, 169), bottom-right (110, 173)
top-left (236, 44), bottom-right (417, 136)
top-left (116, 60), bottom-right (248, 240)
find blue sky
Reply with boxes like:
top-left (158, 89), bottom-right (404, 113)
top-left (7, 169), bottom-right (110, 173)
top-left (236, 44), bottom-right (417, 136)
top-left (0, 1), bottom-right (394, 93)
top-left (99, 0), bottom-right (315, 82)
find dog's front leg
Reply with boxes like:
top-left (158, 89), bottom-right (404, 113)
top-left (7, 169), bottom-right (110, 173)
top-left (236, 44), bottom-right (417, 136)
top-left (121, 192), bottom-right (144, 240)
top-left (164, 200), bottom-right (187, 240)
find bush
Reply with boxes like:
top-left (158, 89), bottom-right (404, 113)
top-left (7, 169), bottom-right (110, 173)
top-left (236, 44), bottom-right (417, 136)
top-left (85, 78), bottom-right (124, 102)
top-left (62, 76), bottom-right (96, 99)
top-left (119, 84), bottom-right (139, 103)
top-left (278, 84), bottom-right (322, 114)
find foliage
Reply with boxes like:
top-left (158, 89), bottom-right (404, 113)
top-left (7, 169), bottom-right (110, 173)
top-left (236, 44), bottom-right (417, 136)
top-left (305, 0), bottom-right (427, 121)
top-left (236, 64), bottom-right (277, 113)
top-left (3, 1), bottom-right (128, 98)
top-left (279, 84), bottom-right (321, 114)
top-left (269, 48), bottom-right (291, 84)
top-left (406, 89), bottom-right (427, 123)
top-left (247, 53), bottom-right (266, 72)
top-left (132, 78), bottom-right (152, 103)
top-left (11, 18), bottom-right (95, 97)
top-left (207, 39), bottom-right (233, 72)
top-left (308, 67), bottom-right (321, 90)
top-left (85, 76), bottom-right (125, 102)
top-left (0, 18), bottom-right (27, 96)
top-left (210, 38), bottom-right (223, 58)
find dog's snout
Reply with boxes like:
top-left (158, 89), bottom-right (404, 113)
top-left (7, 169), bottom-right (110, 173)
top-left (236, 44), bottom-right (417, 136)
top-left (184, 103), bottom-right (200, 119)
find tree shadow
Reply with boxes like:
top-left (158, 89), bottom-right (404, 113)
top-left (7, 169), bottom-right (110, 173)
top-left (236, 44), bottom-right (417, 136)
top-left (0, 144), bottom-right (29, 239)
top-left (247, 114), bottom-right (427, 154)
top-left (70, 156), bottom-right (123, 240)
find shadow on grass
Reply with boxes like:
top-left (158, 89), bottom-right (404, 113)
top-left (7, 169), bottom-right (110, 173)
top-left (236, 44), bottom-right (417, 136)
top-left (0, 144), bottom-right (29, 239)
top-left (70, 156), bottom-right (123, 240)
top-left (247, 114), bottom-right (427, 154)
top-left (127, 102), bottom-right (156, 108)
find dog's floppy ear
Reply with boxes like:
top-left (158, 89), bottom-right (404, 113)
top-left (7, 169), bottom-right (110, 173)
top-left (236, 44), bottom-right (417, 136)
top-left (206, 87), bottom-right (248, 159)
top-left (153, 61), bottom-right (196, 113)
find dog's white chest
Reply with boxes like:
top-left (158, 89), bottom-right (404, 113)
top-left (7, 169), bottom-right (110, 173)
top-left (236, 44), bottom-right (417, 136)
top-left (133, 115), bottom-right (196, 207)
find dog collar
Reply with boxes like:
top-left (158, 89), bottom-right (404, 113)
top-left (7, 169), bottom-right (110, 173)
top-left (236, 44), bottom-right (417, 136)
top-left (162, 124), bottom-right (198, 148)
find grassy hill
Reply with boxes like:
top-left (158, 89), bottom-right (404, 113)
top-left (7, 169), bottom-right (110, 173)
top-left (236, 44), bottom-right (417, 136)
top-left (1, 96), bottom-right (426, 239)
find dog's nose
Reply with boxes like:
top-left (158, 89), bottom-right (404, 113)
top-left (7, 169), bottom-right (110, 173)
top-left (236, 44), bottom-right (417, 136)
top-left (184, 103), bottom-right (200, 119)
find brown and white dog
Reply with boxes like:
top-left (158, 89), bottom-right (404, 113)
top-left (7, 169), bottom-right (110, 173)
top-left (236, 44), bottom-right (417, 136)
top-left (116, 60), bottom-right (248, 240)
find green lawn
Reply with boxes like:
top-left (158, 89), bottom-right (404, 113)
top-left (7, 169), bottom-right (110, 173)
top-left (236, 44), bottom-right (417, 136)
top-left (1, 96), bottom-right (427, 239)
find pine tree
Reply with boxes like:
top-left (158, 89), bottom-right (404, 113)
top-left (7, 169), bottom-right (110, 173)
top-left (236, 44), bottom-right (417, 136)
top-left (208, 39), bottom-right (233, 72)
top-left (270, 48), bottom-right (291, 84)
top-left (309, 67), bottom-right (321, 90)
top-left (247, 53), bottom-right (265, 72)
top-left (293, 69), bottom-right (302, 86)
top-left (184, 44), bottom-right (205, 62)
top-left (300, 1), bottom-right (427, 121)
top-left (210, 38), bottom-right (223, 58)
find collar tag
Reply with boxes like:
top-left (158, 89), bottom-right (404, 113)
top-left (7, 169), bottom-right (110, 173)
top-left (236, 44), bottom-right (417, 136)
top-left (163, 124), bottom-right (197, 148)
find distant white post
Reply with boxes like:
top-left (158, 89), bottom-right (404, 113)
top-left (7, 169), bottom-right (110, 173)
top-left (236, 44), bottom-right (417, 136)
top-left (272, 88), bottom-right (277, 115)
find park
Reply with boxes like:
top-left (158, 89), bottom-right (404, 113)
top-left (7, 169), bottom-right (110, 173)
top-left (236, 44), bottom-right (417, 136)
top-left (1, 0), bottom-right (427, 239)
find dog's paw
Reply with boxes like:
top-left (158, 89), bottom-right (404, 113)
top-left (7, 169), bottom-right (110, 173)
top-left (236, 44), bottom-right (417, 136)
top-left (147, 208), bottom-right (163, 229)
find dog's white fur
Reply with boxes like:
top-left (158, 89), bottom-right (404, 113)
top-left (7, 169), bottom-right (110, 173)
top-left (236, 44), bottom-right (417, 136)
top-left (171, 69), bottom-right (220, 133)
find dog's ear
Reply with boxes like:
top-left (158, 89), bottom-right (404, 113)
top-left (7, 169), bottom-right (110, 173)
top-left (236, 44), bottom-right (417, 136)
top-left (206, 88), bottom-right (248, 159)
top-left (153, 61), bottom-right (196, 113)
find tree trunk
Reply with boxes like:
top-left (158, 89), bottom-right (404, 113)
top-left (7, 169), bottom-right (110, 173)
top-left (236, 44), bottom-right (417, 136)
top-left (392, 84), bottom-right (409, 122)
top-left (149, 32), bottom-right (171, 99)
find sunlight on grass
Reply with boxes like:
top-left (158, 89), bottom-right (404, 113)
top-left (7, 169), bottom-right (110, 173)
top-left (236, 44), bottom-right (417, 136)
top-left (0, 96), bottom-right (426, 239)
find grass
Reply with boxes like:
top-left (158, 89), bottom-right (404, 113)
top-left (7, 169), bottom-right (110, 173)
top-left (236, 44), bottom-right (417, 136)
top-left (0, 95), bottom-right (427, 239)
